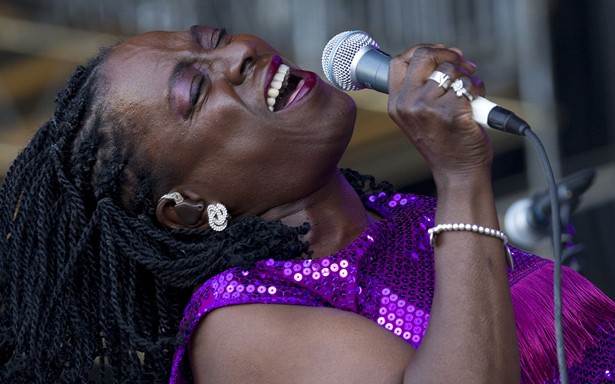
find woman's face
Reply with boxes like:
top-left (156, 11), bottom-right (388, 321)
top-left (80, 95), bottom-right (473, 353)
top-left (101, 25), bottom-right (356, 218)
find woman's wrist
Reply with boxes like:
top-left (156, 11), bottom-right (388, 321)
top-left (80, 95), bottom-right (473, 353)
top-left (433, 170), bottom-right (499, 227)
top-left (432, 166), bottom-right (493, 192)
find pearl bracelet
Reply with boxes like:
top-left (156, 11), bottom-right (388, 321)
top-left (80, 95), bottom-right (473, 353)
top-left (428, 223), bottom-right (514, 269)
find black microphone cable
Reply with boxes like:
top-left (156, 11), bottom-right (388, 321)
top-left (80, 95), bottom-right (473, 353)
top-left (522, 128), bottom-right (567, 383)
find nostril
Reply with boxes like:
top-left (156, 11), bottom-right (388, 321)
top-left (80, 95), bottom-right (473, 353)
top-left (240, 57), bottom-right (253, 75)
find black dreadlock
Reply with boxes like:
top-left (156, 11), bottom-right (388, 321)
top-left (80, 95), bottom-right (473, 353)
top-left (0, 44), bottom-right (394, 383)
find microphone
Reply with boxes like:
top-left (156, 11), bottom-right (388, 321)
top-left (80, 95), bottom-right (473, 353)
top-left (322, 30), bottom-right (530, 136)
top-left (504, 168), bottom-right (596, 250)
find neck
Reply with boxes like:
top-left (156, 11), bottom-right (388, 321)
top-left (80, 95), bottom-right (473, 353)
top-left (260, 170), bottom-right (378, 259)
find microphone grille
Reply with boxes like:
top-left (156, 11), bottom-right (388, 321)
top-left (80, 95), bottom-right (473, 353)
top-left (321, 30), bottom-right (379, 91)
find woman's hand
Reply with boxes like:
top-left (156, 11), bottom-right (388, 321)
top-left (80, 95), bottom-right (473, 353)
top-left (387, 45), bottom-right (493, 185)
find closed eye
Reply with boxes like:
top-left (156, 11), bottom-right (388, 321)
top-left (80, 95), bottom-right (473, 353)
top-left (190, 75), bottom-right (205, 108)
top-left (190, 26), bottom-right (229, 50)
top-left (168, 63), bottom-right (209, 120)
top-left (215, 28), bottom-right (228, 48)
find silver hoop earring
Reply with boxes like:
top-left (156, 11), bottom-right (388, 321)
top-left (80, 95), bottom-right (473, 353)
top-left (207, 203), bottom-right (229, 231)
top-left (159, 192), bottom-right (184, 205)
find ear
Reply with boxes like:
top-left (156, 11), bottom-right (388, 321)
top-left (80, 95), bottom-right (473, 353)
top-left (156, 194), bottom-right (207, 229)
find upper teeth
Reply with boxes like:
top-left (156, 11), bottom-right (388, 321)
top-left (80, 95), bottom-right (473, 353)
top-left (267, 64), bottom-right (290, 112)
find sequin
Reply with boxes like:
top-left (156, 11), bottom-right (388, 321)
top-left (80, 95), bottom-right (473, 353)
top-left (170, 192), bottom-right (615, 384)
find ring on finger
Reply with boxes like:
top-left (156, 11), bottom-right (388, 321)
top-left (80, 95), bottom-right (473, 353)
top-left (428, 70), bottom-right (452, 90)
top-left (451, 79), bottom-right (474, 102)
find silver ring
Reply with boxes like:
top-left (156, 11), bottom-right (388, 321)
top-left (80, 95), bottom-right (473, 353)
top-left (451, 79), bottom-right (474, 101)
top-left (428, 70), bottom-right (451, 90)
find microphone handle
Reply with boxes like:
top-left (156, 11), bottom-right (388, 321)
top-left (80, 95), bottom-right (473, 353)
top-left (352, 46), bottom-right (390, 93)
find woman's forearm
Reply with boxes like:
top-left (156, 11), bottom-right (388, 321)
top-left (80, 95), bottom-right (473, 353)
top-left (403, 173), bottom-right (520, 383)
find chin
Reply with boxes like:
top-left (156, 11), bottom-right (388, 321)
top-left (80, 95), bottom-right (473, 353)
top-left (308, 79), bottom-right (357, 145)
top-left (328, 105), bottom-right (356, 161)
top-left (336, 92), bottom-right (358, 139)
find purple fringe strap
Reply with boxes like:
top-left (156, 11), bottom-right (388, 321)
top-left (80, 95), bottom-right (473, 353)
top-left (511, 263), bottom-right (615, 383)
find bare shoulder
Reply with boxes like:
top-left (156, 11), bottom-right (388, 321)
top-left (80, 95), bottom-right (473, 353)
top-left (189, 304), bottom-right (415, 384)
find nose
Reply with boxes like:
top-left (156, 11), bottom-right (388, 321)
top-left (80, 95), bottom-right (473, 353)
top-left (214, 38), bottom-right (257, 86)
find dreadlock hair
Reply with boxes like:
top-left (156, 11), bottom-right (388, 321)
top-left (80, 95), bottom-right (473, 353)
top-left (0, 42), bottom-right (395, 383)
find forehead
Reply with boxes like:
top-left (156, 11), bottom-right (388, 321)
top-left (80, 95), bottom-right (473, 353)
top-left (104, 30), bottom-right (187, 86)
top-left (100, 31), bottom-right (190, 121)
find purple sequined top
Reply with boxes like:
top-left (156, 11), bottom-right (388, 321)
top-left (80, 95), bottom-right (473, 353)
top-left (170, 193), bottom-right (615, 383)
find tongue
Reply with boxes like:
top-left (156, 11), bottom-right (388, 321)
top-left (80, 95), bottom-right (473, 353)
top-left (283, 79), bottom-right (305, 109)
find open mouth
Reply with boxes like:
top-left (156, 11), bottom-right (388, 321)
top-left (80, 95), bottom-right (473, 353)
top-left (265, 64), bottom-right (306, 112)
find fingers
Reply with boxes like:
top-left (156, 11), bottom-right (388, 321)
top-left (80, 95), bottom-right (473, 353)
top-left (385, 43), bottom-right (494, 182)
top-left (388, 44), bottom-right (481, 100)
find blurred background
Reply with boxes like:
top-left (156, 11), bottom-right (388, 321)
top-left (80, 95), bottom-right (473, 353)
top-left (0, 0), bottom-right (613, 296)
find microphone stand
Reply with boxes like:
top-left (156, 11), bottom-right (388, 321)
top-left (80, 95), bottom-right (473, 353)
top-left (556, 169), bottom-right (595, 273)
